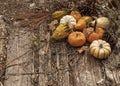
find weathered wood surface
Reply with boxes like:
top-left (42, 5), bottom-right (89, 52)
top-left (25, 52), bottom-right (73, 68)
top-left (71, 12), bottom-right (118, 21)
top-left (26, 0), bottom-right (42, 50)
top-left (0, 0), bottom-right (119, 86)
top-left (4, 29), bottom-right (34, 86)
top-left (0, 15), bottom-right (7, 84)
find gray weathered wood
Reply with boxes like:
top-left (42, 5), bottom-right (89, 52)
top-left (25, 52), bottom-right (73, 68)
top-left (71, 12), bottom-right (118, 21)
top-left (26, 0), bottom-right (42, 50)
top-left (0, 15), bottom-right (8, 83)
top-left (4, 29), bottom-right (34, 86)
top-left (2, 0), bottom-right (120, 86)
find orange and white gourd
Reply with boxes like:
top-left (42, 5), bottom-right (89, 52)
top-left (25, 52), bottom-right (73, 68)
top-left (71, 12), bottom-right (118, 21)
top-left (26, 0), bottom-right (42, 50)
top-left (90, 40), bottom-right (111, 59)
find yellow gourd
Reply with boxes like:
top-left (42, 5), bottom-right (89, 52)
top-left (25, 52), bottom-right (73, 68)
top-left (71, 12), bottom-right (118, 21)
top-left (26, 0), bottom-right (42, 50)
top-left (52, 10), bottom-right (69, 19)
top-left (52, 24), bottom-right (71, 40)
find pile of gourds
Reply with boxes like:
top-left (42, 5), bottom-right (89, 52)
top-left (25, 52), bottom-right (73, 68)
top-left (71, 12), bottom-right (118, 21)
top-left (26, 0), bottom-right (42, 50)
top-left (51, 10), bottom-right (111, 59)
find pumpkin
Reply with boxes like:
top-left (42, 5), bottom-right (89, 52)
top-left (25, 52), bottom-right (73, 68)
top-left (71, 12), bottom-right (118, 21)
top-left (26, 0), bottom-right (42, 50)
top-left (60, 15), bottom-right (76, 29)
top-left (75, 16), bottom-right (92, 31)
top-left (91, 17), bottom-right (110, 29)
top-left (87, 32), bottom-right (100, 43)
top-left (90, 40), bottom-right (111, 59)
top-left (96, 27), bottom-right (105, 38)
top-left (68, 32), bottom-right (86, 47)
top-left (70, 11), bottom-right (81, 21)
top-left (52, 10), bottom-right (69, 19)
top-left (86, 27), bottom-right (104, 43)
top-left (52, 24), bottom-right (71, 40)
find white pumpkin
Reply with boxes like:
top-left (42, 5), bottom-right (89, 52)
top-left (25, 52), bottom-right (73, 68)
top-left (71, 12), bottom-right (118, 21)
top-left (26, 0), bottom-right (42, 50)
top-left (91, 17), bottom-right (110, 29)
top-left (90, 39), bottom-right (111, 59)
top-left (60, 15), bottom-right (76, 29)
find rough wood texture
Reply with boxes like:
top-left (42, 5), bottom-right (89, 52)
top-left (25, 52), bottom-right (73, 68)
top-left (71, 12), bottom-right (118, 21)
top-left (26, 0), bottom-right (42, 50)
top-left (0, 15), bottom-right (7, 83)
top-left (4, 29), bottom-right (34, 86)
top-left (0, 0), bottom-right (120, 86)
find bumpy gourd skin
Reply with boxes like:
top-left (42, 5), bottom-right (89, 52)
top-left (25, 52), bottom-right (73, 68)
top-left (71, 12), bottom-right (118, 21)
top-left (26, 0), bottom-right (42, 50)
top-left (90, 40), bottom-right (111, 59)
top-left (60, 15), bottom-right (76, 29)
top-left (52, 24), bottom-right (71, 40)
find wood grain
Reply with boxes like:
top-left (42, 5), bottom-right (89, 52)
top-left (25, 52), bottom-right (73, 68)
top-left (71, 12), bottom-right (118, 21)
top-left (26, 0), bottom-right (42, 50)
top-left (2, 0), bottom-right (120, 86)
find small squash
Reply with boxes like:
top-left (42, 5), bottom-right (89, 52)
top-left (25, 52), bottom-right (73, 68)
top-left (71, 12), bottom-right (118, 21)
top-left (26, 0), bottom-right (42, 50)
top-left (90, 40), bottom-right (111, 59)
top-left (75, 16), bottom-right (92, 31)
top-left (87, 27), bottom-right (104, 43)
top-left (87, 32), bottom-right (100, 43)
top-left (70, 11), bottom-right (81, 21)
top-left (75, 19), bottom-right (86, 31)
top-left (60, 15), bottom-right (76, 29)
top-left (52, 10), bottom-right (69, 19)
top-left (52, 24), bottom-right (71, 40)
top-left (68, 32), bottom-right (86, 47)
top-left (91, 17), bottom-right (110, 29)
top-left (96, 27), bottom-right (105, 38)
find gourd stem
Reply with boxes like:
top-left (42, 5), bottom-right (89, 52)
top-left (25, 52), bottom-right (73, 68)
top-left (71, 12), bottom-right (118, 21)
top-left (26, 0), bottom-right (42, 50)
top-left (99, 44), bottom-right (103, 48)
top-left (94, 19), bottom-right (97, 31)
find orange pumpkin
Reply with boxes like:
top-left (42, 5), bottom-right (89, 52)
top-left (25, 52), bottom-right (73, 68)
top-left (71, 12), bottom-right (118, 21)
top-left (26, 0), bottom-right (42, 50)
top-left (96, 27), bottom-right (104, 38)
top-left (86, 27), bottom-right (104, 43)
top-left (70, 11), bottom-right (81, 21)
top-left (83, 27), bottom-right (94, 38)
top-left (87, 32), bottom-right (100, 43)
top-left (68, 32), bottom-right (86, 47)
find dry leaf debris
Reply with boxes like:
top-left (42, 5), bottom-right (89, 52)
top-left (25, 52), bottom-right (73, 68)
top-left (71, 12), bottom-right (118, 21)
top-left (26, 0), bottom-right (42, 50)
top-left (77, 46), bottom-right (89, 53)
top-left (48, 20), bottom-right (58, 31)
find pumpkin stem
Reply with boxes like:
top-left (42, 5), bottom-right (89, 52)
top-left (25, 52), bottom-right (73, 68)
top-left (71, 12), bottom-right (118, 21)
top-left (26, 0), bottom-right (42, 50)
top-left (99, 44), bottom-right (103, 48)
top-left (76, 32), bottom-right (79, 37)
top-left (94, 19), bottom-right (97, 31)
